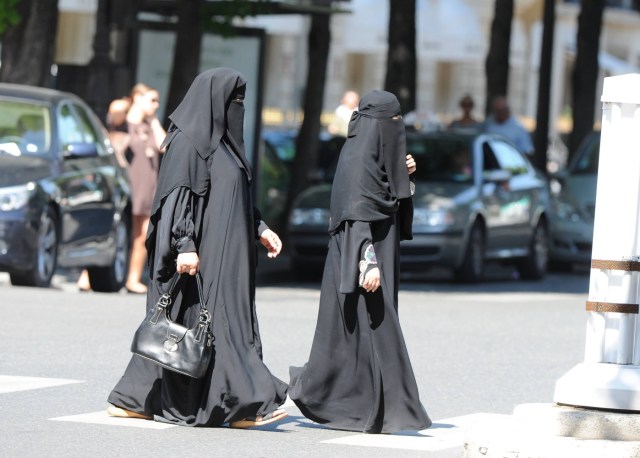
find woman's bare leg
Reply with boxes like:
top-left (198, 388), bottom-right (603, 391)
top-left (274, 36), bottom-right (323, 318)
top-left (126, 214), bottom-right (149, 293)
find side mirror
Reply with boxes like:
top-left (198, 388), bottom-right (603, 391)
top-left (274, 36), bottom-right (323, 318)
top-left (482, 169), bottom-right (512, 183)
top-left (63, 142), bottom-right (99, 159)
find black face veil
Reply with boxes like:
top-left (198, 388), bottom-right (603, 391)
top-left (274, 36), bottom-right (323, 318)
top-left (168, 67), bottom-right (247, 162)
top-left (329, 90), bottom-right (412, 234)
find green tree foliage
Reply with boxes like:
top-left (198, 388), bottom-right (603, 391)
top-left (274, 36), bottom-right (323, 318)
top-left (202, 0), bottom-right (271, 36)
top-left (0, 0), bottom-right (20, 34)
top-left (0, 0), bottom-right (59, 86)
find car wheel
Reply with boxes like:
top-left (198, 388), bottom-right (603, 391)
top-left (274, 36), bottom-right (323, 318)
top-left (87, 215), bottom-right (130, 292)
top-left (10, 206), bottom-right (59, 287)
top-left (454, 221), bottom-right (485, 283)
top-left (517, 219), bottom-right (549, 280)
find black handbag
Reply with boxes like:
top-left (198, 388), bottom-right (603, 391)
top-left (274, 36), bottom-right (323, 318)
top-left (130, 273), bottom-right (213, 378)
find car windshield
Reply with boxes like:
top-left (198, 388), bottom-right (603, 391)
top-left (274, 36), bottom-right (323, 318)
top-left (0, 99), bottom-right (51, 157)
top-left (263, 130), bottom-right (296, 162)
top-left (569, 134), bottom-right (600, 175)
top-left (407, 136), bottom-right (474, 183)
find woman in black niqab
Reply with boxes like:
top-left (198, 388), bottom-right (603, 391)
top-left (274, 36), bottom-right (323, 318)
top-left (289, 90), bottom-right (431, 433)
top-left (107, 68), bottom-right (288, 428)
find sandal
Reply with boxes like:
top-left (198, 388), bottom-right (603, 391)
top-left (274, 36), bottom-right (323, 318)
top-left (229, 409), bottom-right (288, 429)
top-left (106, 404), bottom-right (152, 420)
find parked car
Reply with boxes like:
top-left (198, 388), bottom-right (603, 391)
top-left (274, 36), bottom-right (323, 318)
top-left (548, 131), bottom-right (600, 269)
top-left (0, 83), bottom-right (131, 290)
top-left (288, 130), bottom-right (551, 282)
top-left (256, 129), bottom-right (345, 233)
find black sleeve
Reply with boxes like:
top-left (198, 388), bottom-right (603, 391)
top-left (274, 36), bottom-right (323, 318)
top-left (151, 186), bottom-right (196, 281)
top-left (171, 188), bottom-right (196, 254)
top-left (338, 220), bottom-right (373, 294)
top-left (254, 206), bottom-right (269, 239)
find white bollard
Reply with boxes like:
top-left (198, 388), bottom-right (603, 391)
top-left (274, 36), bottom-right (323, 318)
top-left (554, 74), bottom-right (640, 411)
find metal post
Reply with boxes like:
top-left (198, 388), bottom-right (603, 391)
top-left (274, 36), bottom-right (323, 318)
top-left (554, 73), bottom-right (640, 411)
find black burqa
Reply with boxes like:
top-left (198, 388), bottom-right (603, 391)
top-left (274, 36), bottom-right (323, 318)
top-left (289, 90), bottom-right (431, 433)
top-left (108, 68), bottom-right (287, 426)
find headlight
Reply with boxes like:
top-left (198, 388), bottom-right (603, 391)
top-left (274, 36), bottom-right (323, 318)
top-left (0, 183), bottom-right (33, 211)
top-left (552, 198), bottom-right (583, 223)
top-left (290, 208), bottom-right (330, 226)
top-left (413, 208), bottom-right (455, 227)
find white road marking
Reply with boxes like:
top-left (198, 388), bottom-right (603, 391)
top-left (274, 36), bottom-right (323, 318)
top-left (282, 396), bottom-right (296, 408)
top-left (50, 411), bottom-right (176, 429)
top-left (0, 375), bottom-right (84, 394)
top-left (322, 413), bottom-right (510, 452)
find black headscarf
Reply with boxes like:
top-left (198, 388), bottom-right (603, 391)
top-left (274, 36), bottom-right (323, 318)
top-left (169, 67), bottom-right (246, 160)
top-left (146, 67), bottom-right (250, 254)
top-left (328, 90), bottom-right (413, 235)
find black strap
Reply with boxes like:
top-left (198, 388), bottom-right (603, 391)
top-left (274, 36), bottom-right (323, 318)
top-left (162, 272), bottom-right (211, 329)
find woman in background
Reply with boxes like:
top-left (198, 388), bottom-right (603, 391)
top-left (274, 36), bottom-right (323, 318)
top-left (123, 83), bottom-right (166, 294)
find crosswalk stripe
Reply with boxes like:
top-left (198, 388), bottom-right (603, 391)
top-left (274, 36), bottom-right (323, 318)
top-left (0, 375), bottom-right (84, 394)
top-left (321, 413), bottom-right (510, 452)
top-left (50, 411), bottom-right (176, 429)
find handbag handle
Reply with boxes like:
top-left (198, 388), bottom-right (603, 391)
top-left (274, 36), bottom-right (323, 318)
top-left (159, 272), bottom-right (211, 327)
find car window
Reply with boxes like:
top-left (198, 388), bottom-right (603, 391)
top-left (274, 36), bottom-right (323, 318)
top-left (58, 102), bottom-right (105, 154)
top-left (571, 135), bottom-right (600, 175)
top-left (71, 103), bottom-right (106, 154)
top-left (263, 131), bottom-right (296, 162)
top-left (0, 98), bottom-right (51, 157)
top-left (490, 140), bottom-right (530, 176)
top-left (407, 136), bottom-right (474, 183)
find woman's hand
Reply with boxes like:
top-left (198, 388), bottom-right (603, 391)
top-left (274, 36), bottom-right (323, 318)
top-left (260, 229), bottom-right (282, 258)
top-left (362, 267), bottom-right (381, 293)
top-left (176, 252), bottom-right (200, 275)
top-left (406, 154), bottom-right (416, 175)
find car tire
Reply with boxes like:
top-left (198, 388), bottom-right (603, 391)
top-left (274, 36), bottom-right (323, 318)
top-left (10, 206), bottom-right (59, 288)
top-left (454, 221), bottom-right (485, 283)
top-left (517, 219), bottom-right (549, 280)
top-left (87, 215), bottom-right (130, 292)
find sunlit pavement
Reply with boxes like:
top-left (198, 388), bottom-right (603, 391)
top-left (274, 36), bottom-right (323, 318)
top-left (0, 258), bottom-right (591, 457)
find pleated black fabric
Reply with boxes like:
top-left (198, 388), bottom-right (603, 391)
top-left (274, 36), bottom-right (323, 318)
top-left (108, 68), bottom-right (287, 426)
top-left (289, 90), bottom-right (430, 434)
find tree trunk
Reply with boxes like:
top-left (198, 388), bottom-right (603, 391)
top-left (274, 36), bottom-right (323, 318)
top-left (485, 0), bottom-right (513, 116)
top-left (533, 0), bottom-right (555, 173)
top-left (384, 0), bottom-right (416, 114)
top-left (164, 0), bottom-right (205, 125)
top-left (285, 13), bottom-right (331, 225)
top-left (568, 0), bottom-right (605, 159)
top-left (0, 0), bottom-right (59, 87)
top-left (86, 0), bottom-right (113, 122)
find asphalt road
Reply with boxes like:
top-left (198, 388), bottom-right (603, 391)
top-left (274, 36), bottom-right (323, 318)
top-left (0, 259), bottom-right (591, 457)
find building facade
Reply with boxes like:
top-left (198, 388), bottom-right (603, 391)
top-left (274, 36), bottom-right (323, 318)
top-left (50, 0), bottom-right (640, 136)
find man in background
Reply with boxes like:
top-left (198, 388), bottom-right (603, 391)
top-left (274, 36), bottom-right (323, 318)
top-left (328, 90), bottom-right (360, 137)
top-left (484, 95), bottom-right (533, 156)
